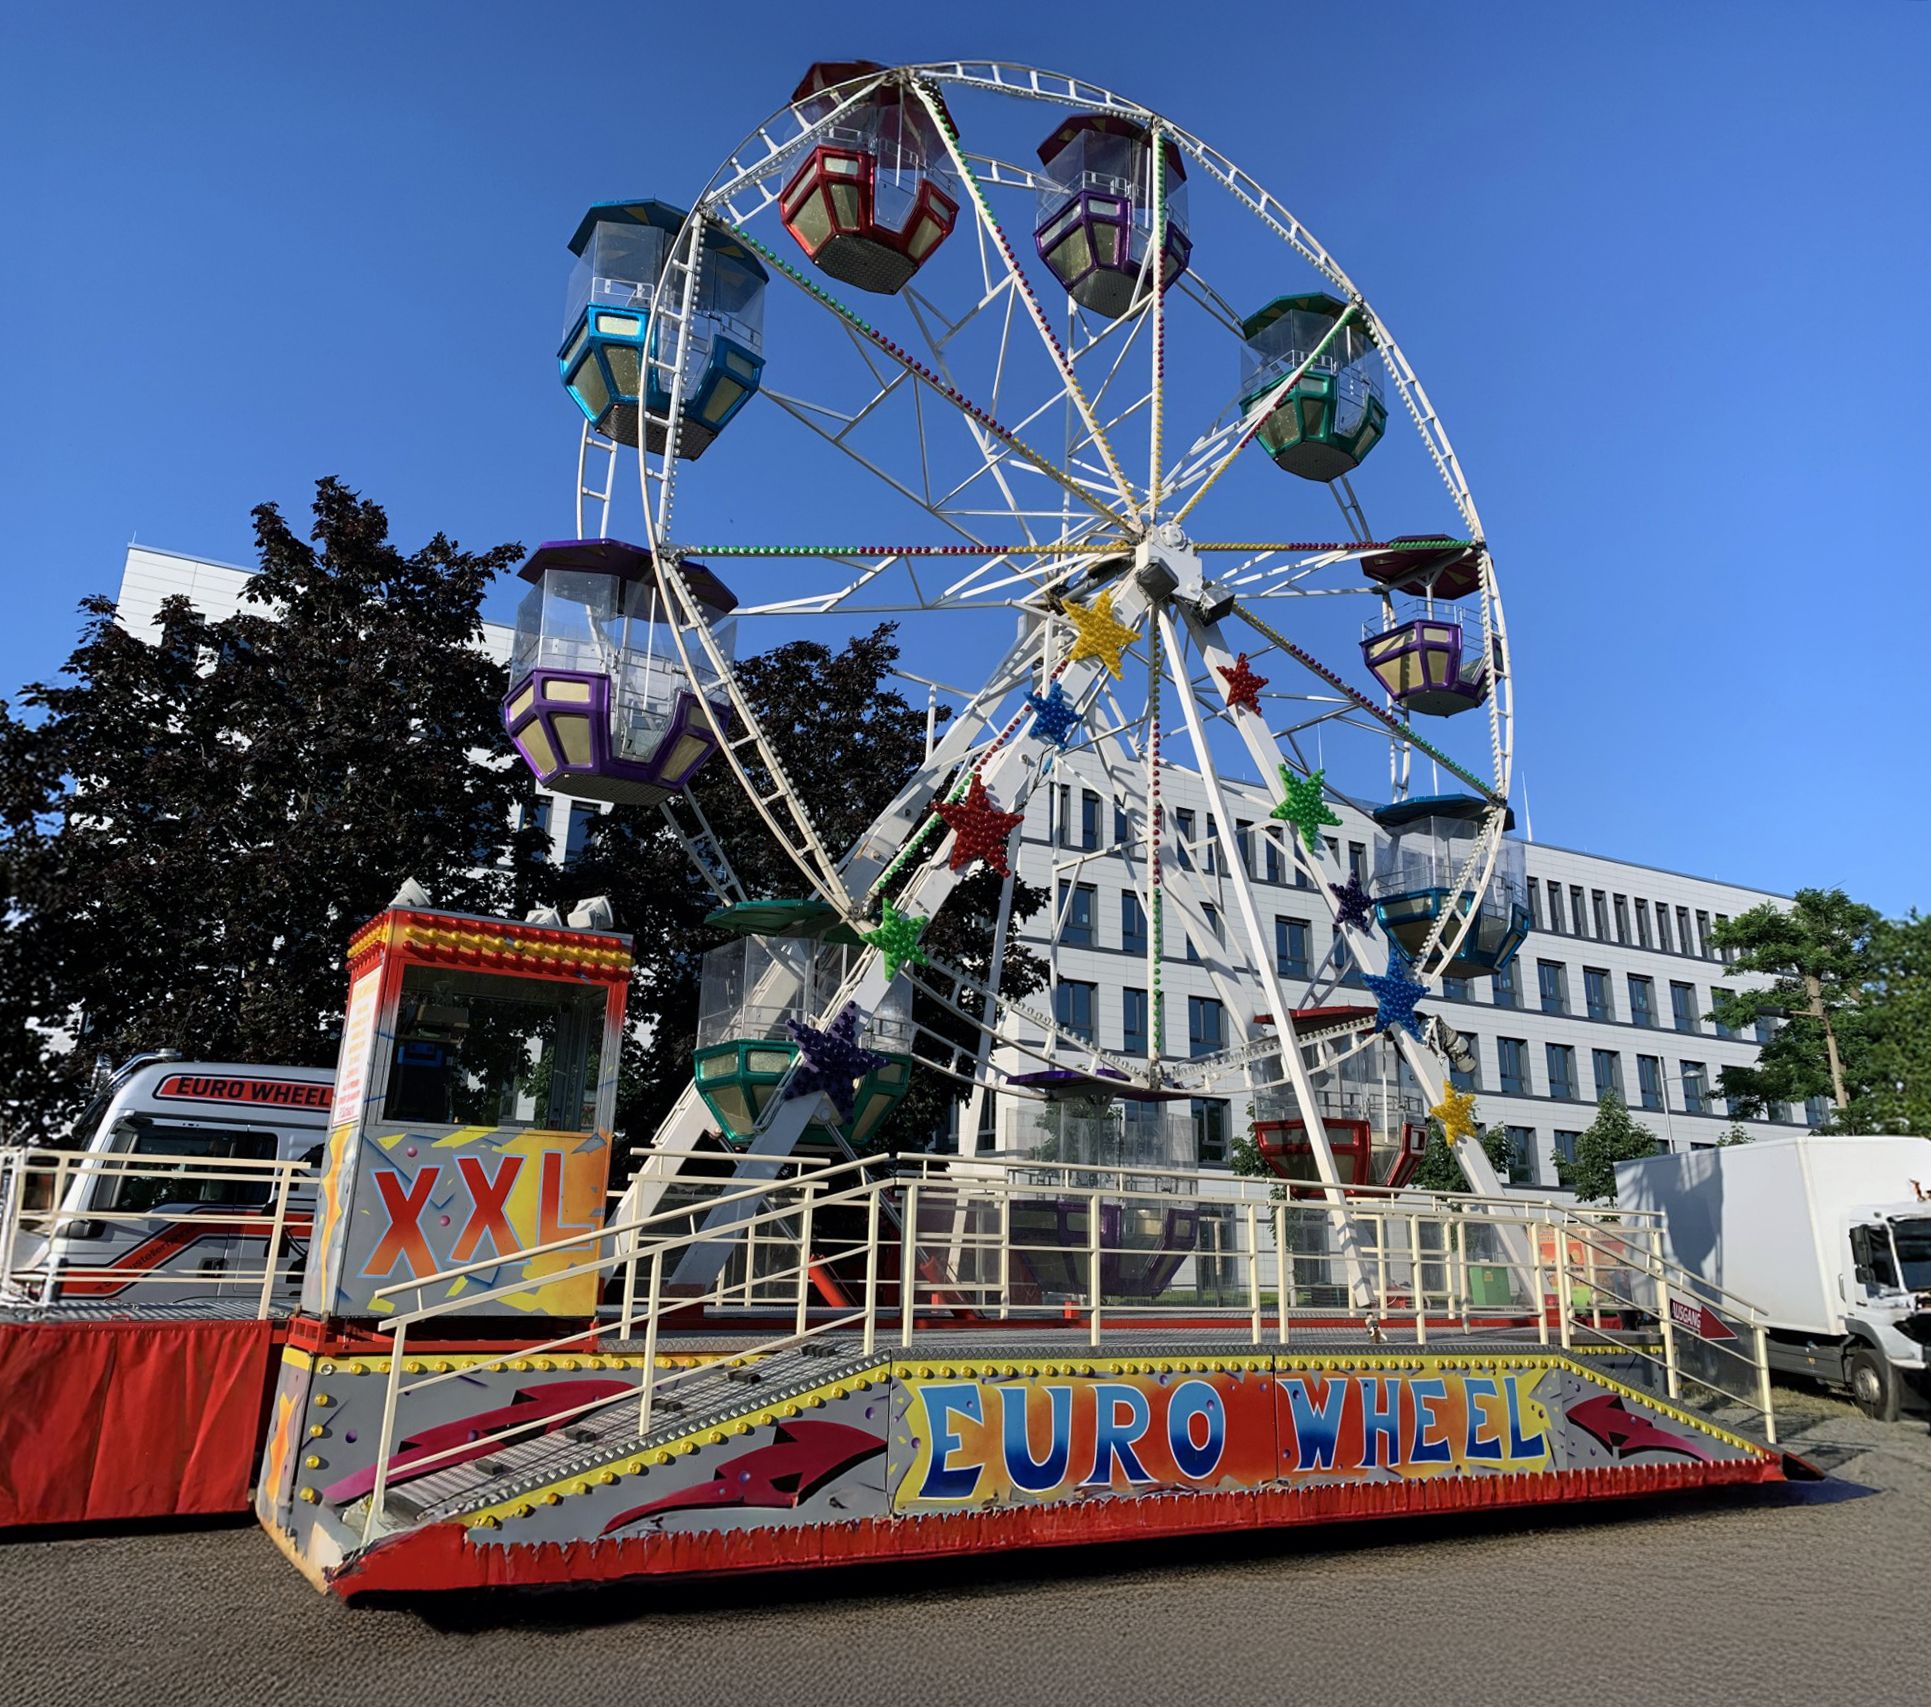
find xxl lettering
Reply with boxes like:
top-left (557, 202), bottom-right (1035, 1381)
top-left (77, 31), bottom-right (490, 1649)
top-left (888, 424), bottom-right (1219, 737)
top-left (1463, 1377), bottom-right (1504, 1461)
top-left (1083, 1383), bottom-right (1155, 1487)
top-left (918, 1383), bottom-right (985, 1501)
top-left (1286, 1378), bottom-right (1349, 1471)
top-left (999, 1383), bottom-right (1071, 1493)
top-left (1505, 1375), bottom-right (1548, 1459)
top-left (1361, 1376), bottom-right (1402, 1468)
top-left (1408, 1378), bottom-right (1453, 1465)
top-left (452, 1154), bottom-right (524, 1263)
top-left (1167, 1379), bottom-right (1226, 1481)
top-left (537, 1150), bottom-right (599, 1245)
top-left (365, 1168), bottom-right (440, 1278)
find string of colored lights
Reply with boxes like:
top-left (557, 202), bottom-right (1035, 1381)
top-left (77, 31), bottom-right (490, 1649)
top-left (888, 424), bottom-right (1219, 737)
top-left (672, 539), bottom-right (1471, 558)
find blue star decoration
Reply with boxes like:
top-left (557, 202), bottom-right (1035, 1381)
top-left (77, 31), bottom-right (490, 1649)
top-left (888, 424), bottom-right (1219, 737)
top-left (1331, 873), bottom-right (1374, 932)
top-left (1025, 680), bottom-right (1082, 749)
top-left (784, 1003), bottom-right (890, 1120)
top-left (1364, 967), bottom-right (1429, 1040)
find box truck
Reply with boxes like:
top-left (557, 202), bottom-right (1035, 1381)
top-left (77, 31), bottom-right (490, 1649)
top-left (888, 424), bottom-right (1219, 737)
top-left (1616, 1135), bottom-right (1931, 1422)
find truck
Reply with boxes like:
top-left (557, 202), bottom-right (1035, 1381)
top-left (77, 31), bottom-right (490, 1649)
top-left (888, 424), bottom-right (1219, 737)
top-left (0, 1051), bottom-right (332, 1309)
top-left (1616, 1135), bottom-right (1931, 1422)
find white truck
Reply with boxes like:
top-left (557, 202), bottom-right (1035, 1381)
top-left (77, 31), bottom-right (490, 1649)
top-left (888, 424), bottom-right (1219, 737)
top-left (0, 1051), bottom-right (332, 1309)
top-left (1616, 1135), bottom-right (1931, 1422)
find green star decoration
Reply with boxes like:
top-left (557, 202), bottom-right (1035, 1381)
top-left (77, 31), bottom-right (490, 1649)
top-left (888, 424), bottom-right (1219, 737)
top-left (861, 901), bottom-right (931, 982)
top-left (1270, 764), bottom-right (1343, 852)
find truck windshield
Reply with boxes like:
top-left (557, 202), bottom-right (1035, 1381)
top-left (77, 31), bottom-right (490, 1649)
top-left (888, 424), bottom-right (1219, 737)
top-left (1893, 1219), bottom-right (1931, 1291)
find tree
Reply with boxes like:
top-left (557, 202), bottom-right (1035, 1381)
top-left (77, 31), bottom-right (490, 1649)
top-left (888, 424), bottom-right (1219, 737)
top-left (0, 480), bottom-right (554, 1139)
top-left (1860, 912), bottom-right (1931, 1136)
top-left (1708, 888), bottom-right (1880, 1122)
top-left (569, 624), bottom-right (1045, 1157)
top-left (1553, 1092), bottom-right (1658, 1204)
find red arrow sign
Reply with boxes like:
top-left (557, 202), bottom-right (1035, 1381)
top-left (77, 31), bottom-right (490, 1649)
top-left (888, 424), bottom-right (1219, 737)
top-left (1669, 1296), bottom-right (1737, 1341)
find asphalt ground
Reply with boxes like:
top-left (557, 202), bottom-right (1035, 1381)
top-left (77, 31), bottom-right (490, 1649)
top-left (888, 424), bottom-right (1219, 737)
top-left (3, 1381), bottom-right (1926, 1707)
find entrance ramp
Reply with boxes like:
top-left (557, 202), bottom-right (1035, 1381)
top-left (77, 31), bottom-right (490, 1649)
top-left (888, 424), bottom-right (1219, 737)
top-left (253, 1157), bottom-right (1801, 1596)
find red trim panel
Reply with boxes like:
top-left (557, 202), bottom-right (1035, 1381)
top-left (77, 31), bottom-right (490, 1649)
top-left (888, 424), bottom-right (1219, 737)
top-left (327, 1458), bottom-right (1784, 1598)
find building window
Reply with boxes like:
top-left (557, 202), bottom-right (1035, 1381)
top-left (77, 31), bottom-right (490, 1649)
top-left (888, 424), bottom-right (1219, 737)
top-left (1537, 960), bottom-right (1569, 1016)
top-left (1054, 980), bottom-right (1097, 1042)
top-left (1188, 996), bottom-right (1226, 1058)
top-left (1655, 905), bottom-right (1672, 953)
top-left (1079, 790), bottom-right (1101, 851)
top-left (1264, 834), bottom-right (1285, 886)
top-left (1546, 1044), bottom-right (1578, 1100)
top-left (1592, 1048), bottom-right (1623, 1101)
top-left (1504, 1126), bottom-right (1536, 1186)
top-left (1570, 887), bottom-right (1589, 939)
top-left (1636, 1055), bottom-right (1665, 1113)
top-left (1676, 906), bottom-right (1693, 956)
top-left (1203, 814), bottom-right (1220, 875)
top-left (1711, 986), bottom-right (1737, 1040)
top-left (1805, 1095), bottom-right (1829, 1130)
top-left (1492, 961), bottom-right (1522, 1008)
top-left (1172, 809), bottom-right (1195, 871)
top-left (1715, 913), bottom-right (1733, 964)
top-left (1583, 967), bottom-right (1613, 1023)
top-left (1628, 974), bottom-right (1656, 1029)
top-left (1680, 1061), bottom-right (1709, 1116)
top-left (1057, 881), bottom-right (1096, 948)
top-left (1123, 987), bottom-right (1149, 1057)
top-left (1236, 820), bottom-right (1254, 877)
top-left (1527, 878), bottom-right (1543, 930)
top-left (562, 799), bottom-right (601, 865)
top-left (1202, 903), bottom-right (1223, 945)
top-left (1323, 836), bottom-right (1340, 867)
top-left (1754, 1015), bottom-right (1775, 1045)
top-left (1612, 895), bottom-right (1630, 945)
top-left (1113, 803), bottom-right (1131, 848)
top-left (1670, 981), bottom-right (1699, 1034)
top-left (1451, 1035), bottom-right (1480, 1093)
top-left (1695, 910), bottom-right (1712, 960)
top-left (1592, 891), bottom-right (1609, 941)
top-left (1498, 1037), bottom-right (1529, 1096)
top-left (1546, 885), bottom-right (1566, 934)
top-left (1193, 1099), bottom-right (1229, 1166)
top-left (1348, 841), bottom-right (1366, 883)
top-left (1121, 890), bottom-right (1148, 956)
top-left (1634, 899), bottom-right (1653, 949)
top-left (1443, 975), bottom-right (1470, 1002)
top-left (1553, 1130), bottom-right (1582, 1165)
top-left (1276, 916), bottom-right (1311, 979)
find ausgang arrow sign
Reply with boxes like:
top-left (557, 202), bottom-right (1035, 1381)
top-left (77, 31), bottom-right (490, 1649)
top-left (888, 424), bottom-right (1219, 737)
top-left (1669, 1296), bottom-right (1737, 1341)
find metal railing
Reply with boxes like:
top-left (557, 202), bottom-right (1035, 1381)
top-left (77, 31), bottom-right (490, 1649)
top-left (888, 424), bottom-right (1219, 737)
top-left (0, 1145), bottom-right (315, 1318)
top-left (353, 1156), bottom-right (1777, 1539)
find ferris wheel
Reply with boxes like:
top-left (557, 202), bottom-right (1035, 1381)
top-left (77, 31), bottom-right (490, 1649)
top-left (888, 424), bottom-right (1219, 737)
top-left (503, 61), bottom-right (1525, 1208)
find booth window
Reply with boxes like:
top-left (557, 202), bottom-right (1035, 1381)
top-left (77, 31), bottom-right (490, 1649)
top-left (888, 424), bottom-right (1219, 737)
top-left (384, 965), bottom-right (604, 1130)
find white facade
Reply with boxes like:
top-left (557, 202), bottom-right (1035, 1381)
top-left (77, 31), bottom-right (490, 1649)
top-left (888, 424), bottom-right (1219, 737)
top-left (997, 749), bottom-right (1798, 1193)
top-left (115, 547), bottom-right (1800, 1192)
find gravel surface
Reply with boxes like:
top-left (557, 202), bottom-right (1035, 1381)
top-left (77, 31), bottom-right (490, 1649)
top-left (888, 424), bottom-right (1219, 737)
top-left (3, 1382), bottom-right (1926, 1707)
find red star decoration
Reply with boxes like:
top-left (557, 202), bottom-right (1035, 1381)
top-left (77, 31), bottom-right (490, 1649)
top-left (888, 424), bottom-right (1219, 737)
top-left (1216, 652), bottom-right (1269, 716)
top-left (934, 774), bottom-right (1026, 876)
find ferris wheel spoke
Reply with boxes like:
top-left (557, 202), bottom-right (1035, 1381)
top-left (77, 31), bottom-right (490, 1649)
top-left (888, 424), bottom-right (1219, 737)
top-left (721, 217), bottom-right (1127, 528)
top-left (911, 80), bottom-right (1143, 517)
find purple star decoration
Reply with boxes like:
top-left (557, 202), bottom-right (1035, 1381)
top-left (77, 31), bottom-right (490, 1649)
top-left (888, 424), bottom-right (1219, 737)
top-left (1364, 967), bottom-right (1429, 1040)
top-left (1025, 680), bottom-right (1082, 749)
top-left (1331, 873), bottom-right (1374, 932)
top-left (784, 1002), bottom-right (890, 1121)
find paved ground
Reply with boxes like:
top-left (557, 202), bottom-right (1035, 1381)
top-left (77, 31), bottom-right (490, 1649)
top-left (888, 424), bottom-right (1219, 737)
top-left (3, 1382), bottom-right (1927, 1707)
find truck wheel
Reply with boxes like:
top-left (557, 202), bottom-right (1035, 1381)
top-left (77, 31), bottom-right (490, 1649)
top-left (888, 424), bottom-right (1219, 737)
top-left (1847, 1345), bottom-right (1900, 1423)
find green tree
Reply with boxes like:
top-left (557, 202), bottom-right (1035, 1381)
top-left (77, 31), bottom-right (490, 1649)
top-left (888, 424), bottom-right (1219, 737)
top-left (1553, 1091), bottom-right (1658, 1203)
top-left (569, 624), bottom-right (1045, 1157)
top-left (1860, 912), bottom-right (1931, 1136)
top-left (0, 480), bottom-right (554, 1139)
top-left (1707, 888), bottom-right (1880, 1123)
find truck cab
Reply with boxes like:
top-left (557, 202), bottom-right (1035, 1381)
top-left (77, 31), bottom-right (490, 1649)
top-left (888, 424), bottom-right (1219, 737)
top-left (1839, 1204), bottom-right (1931, 1419)
top-left (1, 1053), bottom-right (331, 1311)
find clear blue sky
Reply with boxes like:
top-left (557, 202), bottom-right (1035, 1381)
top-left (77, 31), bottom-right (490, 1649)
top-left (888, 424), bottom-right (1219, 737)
top-left (2, 2), bottom-right (1926, 914)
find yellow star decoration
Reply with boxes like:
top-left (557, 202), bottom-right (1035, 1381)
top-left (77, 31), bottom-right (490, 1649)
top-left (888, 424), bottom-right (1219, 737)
top-left (1062, 590), bottom-right (1141, 680)
top-left (1431, 1086), bottom-right (1480, 1147)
